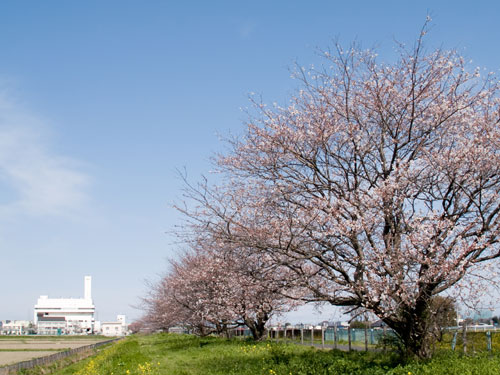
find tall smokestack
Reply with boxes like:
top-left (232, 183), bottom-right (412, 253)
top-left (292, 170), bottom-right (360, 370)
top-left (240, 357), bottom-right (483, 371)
top-left (84, 276), bottom-right (92, 300)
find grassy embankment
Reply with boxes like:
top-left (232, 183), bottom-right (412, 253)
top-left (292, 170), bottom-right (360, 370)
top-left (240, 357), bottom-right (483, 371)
top-left (16, 332), bottom-right (500, 375)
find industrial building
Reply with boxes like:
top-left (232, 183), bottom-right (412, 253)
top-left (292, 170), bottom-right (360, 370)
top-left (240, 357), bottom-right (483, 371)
top-left (0, 320), bottom-right (33, 335)
top-left (34, 276), bottom-right (95, 335)
top-left (101, 315), bottom-right (128, 336)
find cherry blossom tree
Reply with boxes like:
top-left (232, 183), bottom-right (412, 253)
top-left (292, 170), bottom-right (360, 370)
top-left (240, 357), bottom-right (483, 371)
top-left (141, 273), bottom-right (193, 333)
top-left (142, 252), bottom-right (237, 336)
top-left (184, 23), bottom-right (500, 358)
top-left (128, 320), bottom-right (146, 334)
top-left (142, 239), bottom-right (295, 340)
top-left (212, 243), bottom-right (296, 340)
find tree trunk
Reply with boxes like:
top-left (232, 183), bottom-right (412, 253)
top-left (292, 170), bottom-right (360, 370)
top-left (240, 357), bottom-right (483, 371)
top-left (386, 316), bottom-right (433, 359)
top-left (381, 293), bottom-right (440, 359)
top-left (245, 317), bottom-right (267, 341)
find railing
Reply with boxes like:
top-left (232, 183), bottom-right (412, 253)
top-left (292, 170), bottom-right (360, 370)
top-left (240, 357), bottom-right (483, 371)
top-left (446, 325), bottom-right (500, 332)
top-left (269, 326), bottom-right (500, 353)
top-left (269, 326), bottom-right (393, 351)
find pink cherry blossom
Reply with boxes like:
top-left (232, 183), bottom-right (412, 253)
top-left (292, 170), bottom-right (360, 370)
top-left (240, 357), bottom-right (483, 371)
top-left (176, 22), bottom-right (500, 358)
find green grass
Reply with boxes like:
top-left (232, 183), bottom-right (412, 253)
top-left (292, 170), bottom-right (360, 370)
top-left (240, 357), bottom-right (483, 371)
top-left (17, 333), bottom-right (500, 375)
top-left (437, 331), bottom-right (500, 352)
top-left (276, 337), bottom-right (378, 350)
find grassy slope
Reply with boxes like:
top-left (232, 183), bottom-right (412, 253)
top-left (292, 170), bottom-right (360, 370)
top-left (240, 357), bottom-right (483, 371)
top-left (34, 333), bottom-right (500, 375)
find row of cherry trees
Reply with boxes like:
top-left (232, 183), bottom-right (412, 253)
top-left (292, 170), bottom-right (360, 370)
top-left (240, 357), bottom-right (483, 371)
top-left (141, 233), bottom-right (298, 340)
top-left (143, 23), bottom-right (500, 358)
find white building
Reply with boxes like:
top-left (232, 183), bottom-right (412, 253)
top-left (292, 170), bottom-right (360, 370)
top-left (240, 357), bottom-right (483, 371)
top-left (34, 276), bottom-right (95, 335)
top-left (0, 320), bottom-right (32, 335)
top-left (101, 315), bottom-right (128, 336)
top-left (37, 316), bottom-right (67, 335)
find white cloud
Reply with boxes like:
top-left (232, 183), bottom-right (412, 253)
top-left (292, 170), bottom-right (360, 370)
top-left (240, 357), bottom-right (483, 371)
top-left (0, 94), bottom-right (90, 217)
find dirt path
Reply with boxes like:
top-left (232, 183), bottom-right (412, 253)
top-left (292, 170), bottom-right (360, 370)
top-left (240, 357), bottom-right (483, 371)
top-left (0, 338), bottom-right (110, 368)
top-left (0, 351), bottom-right (58, 366)
top-left (0, 339), bottom-right (103, 350)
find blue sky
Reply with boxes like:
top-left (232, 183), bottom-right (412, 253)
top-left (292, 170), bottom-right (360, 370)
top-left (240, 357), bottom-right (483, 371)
top-left (0, 1), bottom-right (499, 323)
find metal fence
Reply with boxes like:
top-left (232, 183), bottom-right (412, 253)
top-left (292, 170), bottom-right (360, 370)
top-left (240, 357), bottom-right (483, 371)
top-left (0, 338), bottom-right (121, 375)
top-left (269, 326), bottom-right (393, 351)
top-left (269, 326), bottom-right (500, 353)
